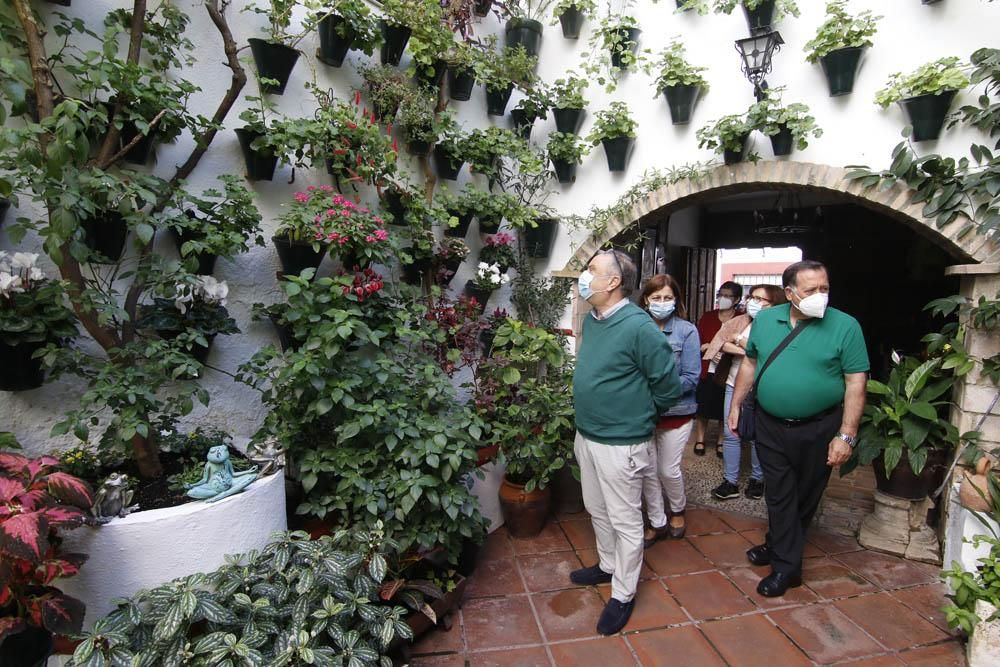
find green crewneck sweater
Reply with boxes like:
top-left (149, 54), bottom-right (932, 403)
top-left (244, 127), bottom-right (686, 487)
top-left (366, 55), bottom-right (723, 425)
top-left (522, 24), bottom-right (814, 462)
top-left (573, 302), bottom-right (682, 445)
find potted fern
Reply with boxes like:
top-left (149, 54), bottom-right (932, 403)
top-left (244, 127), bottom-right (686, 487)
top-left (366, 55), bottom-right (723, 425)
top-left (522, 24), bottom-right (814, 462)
top-left (552, 0), bottom-right (596, 40)
top-left (547, 131), bottom-right (589, 183)
top-left (804, 1), bottom-right (880, 97)
top-left (697, 113), bottom-right (754, 164)
top-left (646, 39), bottom-right (709, 125)
top-left (586, 102), bottom-right (637, 173)
top-left (550, 74), bottom-right (588, 134)
top-left (747, 88), bottom-right (822, 156)
top-left (874, 56), bottom-right (969, 142)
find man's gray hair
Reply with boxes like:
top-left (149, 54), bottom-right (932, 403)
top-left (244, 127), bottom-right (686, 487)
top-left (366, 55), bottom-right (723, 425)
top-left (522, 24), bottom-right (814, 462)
top-left (602, 249), bottom-right (636, 297)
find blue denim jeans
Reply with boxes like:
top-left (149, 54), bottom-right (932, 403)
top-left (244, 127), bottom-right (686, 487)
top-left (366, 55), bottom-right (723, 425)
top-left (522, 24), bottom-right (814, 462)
top-left (723, 384), bottom-right (763, 484)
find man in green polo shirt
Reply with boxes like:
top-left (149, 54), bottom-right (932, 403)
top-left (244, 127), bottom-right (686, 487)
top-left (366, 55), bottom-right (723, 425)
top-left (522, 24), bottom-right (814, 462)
top-left (729, 260), bottom-right (868, 597)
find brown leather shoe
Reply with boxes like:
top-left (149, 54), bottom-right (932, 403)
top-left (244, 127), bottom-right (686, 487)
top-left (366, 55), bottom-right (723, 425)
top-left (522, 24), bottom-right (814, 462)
top-left (644, 524), bottom-right (670, 548)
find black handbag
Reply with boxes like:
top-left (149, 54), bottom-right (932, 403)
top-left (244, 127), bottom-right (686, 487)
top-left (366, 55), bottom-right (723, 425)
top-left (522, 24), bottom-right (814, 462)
top-left (737, 320), bottom-right (813, 442)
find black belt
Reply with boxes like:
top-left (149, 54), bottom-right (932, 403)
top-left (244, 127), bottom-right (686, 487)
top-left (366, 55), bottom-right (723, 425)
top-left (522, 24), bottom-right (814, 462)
top-left (761, 404), bottom-right (841, 428)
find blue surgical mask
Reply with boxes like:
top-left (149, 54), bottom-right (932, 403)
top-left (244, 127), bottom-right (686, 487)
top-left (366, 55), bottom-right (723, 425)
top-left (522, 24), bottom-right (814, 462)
top-left (578, 270), bottom-right (595, 301)
top-left (648, 301), bottom-right (675, 320)
top-left (746, 300), bottom-right (763, 318)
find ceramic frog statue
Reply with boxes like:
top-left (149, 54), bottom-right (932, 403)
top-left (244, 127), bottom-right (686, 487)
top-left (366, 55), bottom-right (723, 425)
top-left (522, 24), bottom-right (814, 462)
top-left (185, 445), bottom-right (258, 503)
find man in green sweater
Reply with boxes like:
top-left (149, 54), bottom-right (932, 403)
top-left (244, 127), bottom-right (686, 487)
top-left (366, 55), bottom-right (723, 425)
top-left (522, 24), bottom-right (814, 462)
top-left (569, 249), bottom-right (682, 635)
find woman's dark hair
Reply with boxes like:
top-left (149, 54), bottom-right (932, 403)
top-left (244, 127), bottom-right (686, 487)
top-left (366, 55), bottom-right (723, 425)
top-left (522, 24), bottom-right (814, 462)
top-left (719, 280), bottom-right (743, 301)
top-left (640, 274), bottom-right (688, 320)
top-left (750, 284), bottom-right (788, 306)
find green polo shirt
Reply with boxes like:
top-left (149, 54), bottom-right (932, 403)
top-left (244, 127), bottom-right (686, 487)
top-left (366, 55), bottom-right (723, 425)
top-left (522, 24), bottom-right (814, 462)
top-left (745, 303), bottom-right (869, 419)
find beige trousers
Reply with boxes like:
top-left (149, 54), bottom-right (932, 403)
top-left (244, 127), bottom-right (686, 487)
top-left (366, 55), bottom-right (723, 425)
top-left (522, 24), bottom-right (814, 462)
top-left (643, 421), bottom-right (694, 528)
top-left (574, 431), bottom-right (651, 602)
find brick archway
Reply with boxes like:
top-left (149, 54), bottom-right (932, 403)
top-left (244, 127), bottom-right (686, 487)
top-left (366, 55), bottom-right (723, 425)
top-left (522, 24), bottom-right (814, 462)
top-left (561, 161), bottom-right (1000, 274)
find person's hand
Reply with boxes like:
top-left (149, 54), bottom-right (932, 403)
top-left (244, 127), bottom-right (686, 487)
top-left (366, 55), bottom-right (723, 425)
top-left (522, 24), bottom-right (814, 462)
top-left (827, 437), bottom-right (852, 467)
top-left (728, 406), bottom-right (740, 436)
top-left (713, 353), bottom-right (722, 363)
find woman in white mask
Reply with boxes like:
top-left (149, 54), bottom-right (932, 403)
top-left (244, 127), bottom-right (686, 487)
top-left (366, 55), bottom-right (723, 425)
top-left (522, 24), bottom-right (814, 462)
top-left (704, 284), bottom-right (787, 502)
top-left (638, 275), bottom-right (702, 544)
top-left (694, 282), bottom-right (742, 457)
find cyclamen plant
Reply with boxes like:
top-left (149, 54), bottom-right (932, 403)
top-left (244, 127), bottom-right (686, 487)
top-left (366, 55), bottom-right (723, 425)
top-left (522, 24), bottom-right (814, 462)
top-left (473, 262), bottom-right (510, 291)
top-left (0, 252), bottom-right (77, 347)
top-left (479, 233), bottom-right (517, 269)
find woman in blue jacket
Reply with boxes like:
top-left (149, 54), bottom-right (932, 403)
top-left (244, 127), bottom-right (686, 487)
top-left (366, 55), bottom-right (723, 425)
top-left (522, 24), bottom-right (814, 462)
top-left (639, 274), bottom-right (701, 544)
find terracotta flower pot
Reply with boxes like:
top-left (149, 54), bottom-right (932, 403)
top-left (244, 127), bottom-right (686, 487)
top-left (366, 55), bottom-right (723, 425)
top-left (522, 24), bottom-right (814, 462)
top-left (499, 476), bottom-right (551, 538)
top-left (872, 449), bottom-right (947, 500)
top-left (959, 456), bottom-right (995, 512)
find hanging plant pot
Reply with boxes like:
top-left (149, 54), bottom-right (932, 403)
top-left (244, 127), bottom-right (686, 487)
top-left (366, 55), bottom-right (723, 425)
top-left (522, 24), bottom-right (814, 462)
top-left (414, 60), bottom-right (448, 89)
top-left (663, 84), bottom-right (702, 125)
top-left (480, 329), bottom-right (497, 356)
top-left (872, 449), bottom-right (947, 500)
top-left (742, 0), bottom-right (776, 31)
top-left (405, 137), bottom-right (432, 157)
top-left (432, 144), bottom-right (464, 180)
top-left (474, 0), bottom-right (493, 17)
top-left (464, 280), bottom-right (493, 306)
top-left (478, 215), bottom-right (501, 235)
top-left (723, 133), bottom-right (751, 165)
top-left (499, 475), bottom-right (551, 538)
top-left (247, 39), bottom-right (300, 95)
top-left (819, 47), bottom-right (864, 97)
top-left (401, 257), bottom-right (432, 285)
top-left (380, 21), bottom-right (411, 66)
top-left (273, 236), bottom-right (327, 276)
top-left (235, 128), bottom-right (278, 181)
top-left (0, 341), bottom-right (47, 392)
top-left (382, 188), bottom-right (408, 225)
top-left (900, 90), bottom-right (957, 142)
top-left (83, 210), bottom-right (129, 262)
top-left (551, 157), bottom-right (578, 184)
top-left (486, 84), bottom-right (514, 116)
top-left (509, 109), bottom-right (536, 141)
top-left (317, 14), bottom-right (355, 67)
top-left (444, 211), bottom-right (474, 238)
top-left (371, 100), bottom-right (399, 124)
top-left (447, 67), bottom-right (476, 102)
top-left (0, 197), bottom-right (10, 225)
top-left (0, 625), bottom-right (53, 667)
top-left (170, 227), bottom-right (218, 276)
top-left (676, 0), bottom-right (692, 9)
top-left (523, 218), bottom-right (557, 258)
top-left (600, 136), bottom-right (634, 172)
top-left (120, 122), bottom-right (157, 165)
top-left (553, 107), bottom-right (586, 134)
top-left (268, 315), bottom-right (300, 352)
top-left (335, 249), bottom-right (369, 271)
top-left (609, 27), bottom-right (641, 69)
top-left (769, 124), bottom-right (794, 156)
top-left (558, 7), bottom-right (586, 39)
top-left (504, 18), bottom-right (543, 57)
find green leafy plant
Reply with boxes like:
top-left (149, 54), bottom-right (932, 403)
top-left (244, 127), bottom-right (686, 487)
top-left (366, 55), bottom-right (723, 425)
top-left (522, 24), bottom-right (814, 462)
top-left (551, 0), bottom-right (597, 20)
top-left (396, 88), bottom-right (440, 145)
top-left (277, 187), bottom-right (394, 264)
top-left (462, 127), bottom-right (536, 185)
top-left (244, 0), bottom-right (312, 47)
top-left (359, 63), bottom-right (415, 122)
top-left (506, 0), bottom-right (558, 20)
top-left (475, 39), bottom-right (538, 94)
top-left (309, 0), bottom-right (382, 55)
top-left (0, 252), bottom-right (77, 347)
top-left (747, 88), bottom-right (823, 150)
top-left (512, 83), bottom-right (552, 121)
top-left (313, 90), bottom-right (399, 186)
top-left (137, 277), bottom-right (239, 350)
top-left (479, 232), bottom-right (517, 269)
top-left (550, 74), bottom-right (588, 110)
top-left (580, 14), bottom-right (647, 92)
top-left (404, 4), bottom-right (455, 80)
top-left (645, 39), bottom-right (709, 96)
top-left (803, 1), bottom-right (881, 64)
top-left (169, 176), bottom-right (264, 261)
top-left (874, 56), bottom-right (970, 108)
top-left (942, 535), bottom-right (1000, 634)
top-left (681, 0), bottom-right (800, 22)
top-left (547, 131), bottom-right (589, 164)
top-left (585, 101), bottom-right (638, 144)
top-left (382, 0), bottom-right (444, 28)
top-left (696, 113), bottom-right (753, 153)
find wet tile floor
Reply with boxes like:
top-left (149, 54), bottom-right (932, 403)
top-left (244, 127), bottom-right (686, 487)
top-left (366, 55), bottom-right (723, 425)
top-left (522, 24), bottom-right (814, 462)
top-left (408, 507), bottom-right (965, 666)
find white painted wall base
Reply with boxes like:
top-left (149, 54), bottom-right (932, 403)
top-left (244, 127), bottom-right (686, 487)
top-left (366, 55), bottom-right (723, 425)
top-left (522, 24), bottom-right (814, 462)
top-left (969, 600), bottom-right (1000, 667)
top-left (466, 462), bottom-right (505, 533)
top-left (58, 470), bottom-right (287, 628)
top-left (944, 479), bottom-right (1000, 573)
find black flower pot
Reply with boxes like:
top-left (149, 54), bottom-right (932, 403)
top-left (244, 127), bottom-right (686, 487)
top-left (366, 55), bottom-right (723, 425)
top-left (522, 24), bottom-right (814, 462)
top-left (609, 27), bottom-right (641, 69)
top-left (558, 7), bottom-right (586, 39)
top-left (448, 67), bottom-right (476, 102)
top-left (406, 138), bottom-right (432, 157)
top-left (742, 0), bottom-right (776, 31)
top-left (486, 84), bottom-right (514, 116)
top-left (509, 109), bottom-right (536, 141)
top-left (120, 122), bottom-right (157, 165)
top-left (663, 84), bottom-right (702, 125)
top-left (873, 449), bottom-right (946, 500)
top-left (600, 136), bottom-right (634, 172)
top-left (0, 625), bottom-right (53, 667)
top-left (268, 315), bottom-right (300, 352)
top-left (505, 18), bottom-right (543, 57)
top-left (523, 218), bottom-right (557, 258)
top-left (479, 329), bottom-right (497, 355)
top-left (372, 100), bottom-right (399, 124)
top-left (474, 0), bottom-right (493, 17)
top-left (676, 0), bottom-right (692, 9)
top-left (464, 280), bottom-right (493, 305)
top-left (170, 227), bottom-right (218, 276)
top-left (415, 60), bottom-right (448, 89)
top-left (551, 157), bottom-right (578, 184)
top-left (83, 210), bottom-right (129, 262)
top-left (248, 38), bottom-right (300, 95)
top-left (380, 21), bottom-right (411, 66)
top-left (159, 329), bottom-right (215, 364)
top-left (444, 211), bottom-right (474, 238)
top-left (235, 127), bottom-right (279, 181)
top-left (723, 134), bottom-right (750, 165)
top-left (317, 14), bottom-right (355, 67)
top-left (433, 144), bottom-right (465, 180)
top-left (273, 236), bottom-right (327, 276)
top-left (0, 341), bottom-right (47, 391)
top-left (401, 257), bottom-right (432, 285)
top-left (0, 198), bottom-right (10, 225)
top-left (478, 216), bottom-right (502, 235)
top-left (769, 124), bottom-right (794, 156)
top-left (901, 90), bottom-right (957, 142)
top-left (553, 107), bottom-right (586, 134)
top-left (383, 189), bottom-right (408, 225)
top-left (819, 47), bottom-right (864, 97)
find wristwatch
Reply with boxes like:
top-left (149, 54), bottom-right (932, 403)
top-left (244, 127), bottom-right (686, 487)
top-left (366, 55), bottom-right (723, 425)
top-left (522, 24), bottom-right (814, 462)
top-left (836, 432), bottom-right (857, 448)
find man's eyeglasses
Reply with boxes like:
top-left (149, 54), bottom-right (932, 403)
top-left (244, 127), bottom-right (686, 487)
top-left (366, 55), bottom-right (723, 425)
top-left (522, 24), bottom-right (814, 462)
top-left (748, 296), bottom-right (772, 305)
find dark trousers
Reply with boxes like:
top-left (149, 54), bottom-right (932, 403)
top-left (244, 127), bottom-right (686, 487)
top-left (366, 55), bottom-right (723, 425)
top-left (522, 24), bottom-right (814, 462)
top-left (755, 406), bottom-right (842, 575)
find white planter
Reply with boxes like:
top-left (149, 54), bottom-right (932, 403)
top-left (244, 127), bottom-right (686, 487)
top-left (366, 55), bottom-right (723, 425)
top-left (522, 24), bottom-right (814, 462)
top-left (969, 600), bottom-right (1000, 667)
top-left (465, 461), bottom-right (505, 533)
top-left (59, 470), bottom-right (286, 628)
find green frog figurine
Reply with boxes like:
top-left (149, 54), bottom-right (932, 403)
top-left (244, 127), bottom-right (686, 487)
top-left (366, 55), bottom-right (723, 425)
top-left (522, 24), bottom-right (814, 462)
top-left (185, 445), bottom-right (258, 503)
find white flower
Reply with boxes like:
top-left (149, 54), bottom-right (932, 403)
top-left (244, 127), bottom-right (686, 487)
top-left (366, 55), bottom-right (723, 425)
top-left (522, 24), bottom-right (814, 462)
top-left (477, 261), bottom-right (489, 271)
top-left (890, 349), bottom-right (901, 366)
top-left (28, 267), bottom-right (45, 282)
top-left (499, 274), bottom-right (510, 285)
top-left (10, 252), bottom-right (38, 272)
top-left (0, 272), bottom-right (24, 297)
top-left (197, 276), bottom-right (229, 306)
top-left (173, 284), bottom-right (194, 314)
top-left (160, 429), bottom-right (173, 437)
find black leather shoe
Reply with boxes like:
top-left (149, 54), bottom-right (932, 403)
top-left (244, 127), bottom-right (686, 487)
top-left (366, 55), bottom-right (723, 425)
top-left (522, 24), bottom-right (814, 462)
top-left (596, 597), bottom-right (635, 635)
top-left (746, 543), bottom-right (772, 566)
top-left (756, 571), bottom-right (802, 597)
top-left (570, 564), bottom-right (613, 586)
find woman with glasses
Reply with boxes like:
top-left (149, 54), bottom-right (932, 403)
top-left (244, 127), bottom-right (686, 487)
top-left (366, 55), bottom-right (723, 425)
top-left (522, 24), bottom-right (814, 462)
top-left (638, 275), bottom-right (702, 544)
top-left (705, 284), bottom-right (787, 501)
top-left (694, 282), bottom-right (743, 457)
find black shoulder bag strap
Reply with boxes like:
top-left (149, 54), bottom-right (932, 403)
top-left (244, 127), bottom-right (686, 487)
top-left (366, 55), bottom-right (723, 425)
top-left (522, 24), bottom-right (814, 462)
top-left (753, 318), bottom-right (813, 394)
top-left (738, 319), bottom-right (813, 441)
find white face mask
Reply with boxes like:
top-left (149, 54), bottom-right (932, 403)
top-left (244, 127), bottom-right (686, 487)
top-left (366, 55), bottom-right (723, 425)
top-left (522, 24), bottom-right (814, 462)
top-left (746, 300), bottom-right (763, 319)
top-left (795, 291), bottom-right (829, 318)
top-left (717, 297), bottom-right (734, 311)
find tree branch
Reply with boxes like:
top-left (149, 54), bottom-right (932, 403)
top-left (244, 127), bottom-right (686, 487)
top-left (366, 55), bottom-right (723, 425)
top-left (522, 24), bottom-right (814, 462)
top-left (95, 0), bottom-right (148, 166)
top-left (98, 108), bottom-right (168, 170)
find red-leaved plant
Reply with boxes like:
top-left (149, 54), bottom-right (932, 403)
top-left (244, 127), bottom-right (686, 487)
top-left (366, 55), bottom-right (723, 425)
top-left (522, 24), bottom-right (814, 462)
top-left (0, 453), bottom-right (93, 644)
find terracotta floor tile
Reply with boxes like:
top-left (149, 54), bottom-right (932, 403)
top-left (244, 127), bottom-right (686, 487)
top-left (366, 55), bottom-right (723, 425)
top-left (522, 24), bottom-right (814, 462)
top-left (716, 510), bottom-right (769, 533)
top-left (897, 640), bottom-right (967, 666)
top-left (549, 637), bottom-right (635, 666)
top-left (737, 528), bottom-right (823, 559)
top-left (835, 592), bottom-right (949, 651)
top-left (726, 566), bottom-right (818, 608)
top-left (665, 571), bottom-right (755, 620)
top-left (890, 583), bottom-right (955, 634)
top-left (578, 549), bottom-right (656, 581)
top-left (532, 588), bottom-right (607, 642)
top-left (409, 655), bottom-right (466, 667)
top-left (555, 507), bottom-right (590, 521)
top-left (769, 603), bottom-right (884, 663)
top-left (464, 555), bottom-right (525, 599)
top-left (644, 538), bottom-right (713, 577)
top-left (628, 626), bottom-right (726, 666)
top-left (511, 521), bottom-right (573, 555)
top-left (700, 614), bottom-right (812, 667)
top-left (468, 646), bottom-right (552, 667)
top-left (808, 530), bottom-right (864, 555)
top-left (559, 519), bottom-right (596, 551)
top-left (518, 552), bottom-right (583, 593)
top-left (836, 551), bottom-right (940, 590)
top-left (689, 532), bottom-right (755, 569)
top-left (462, 596), bottom-right (542, 650)
top-left (479, 528), bottom-right (514, 562)
top-left (411, 622), bottom-right (464, 656)
top-left (685, 508), bottom-right (734, 535)
top-left (833, 656), bottom-right (903, 666)
top-left (802, 557), bottom-right (878, 599)
top-left (595, 579), bottom-right (688, 631)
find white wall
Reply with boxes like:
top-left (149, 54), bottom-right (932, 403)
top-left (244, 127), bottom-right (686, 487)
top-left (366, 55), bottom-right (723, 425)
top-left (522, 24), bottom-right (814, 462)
top-left (3, 0), bottom-right (998, 454)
